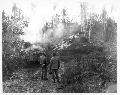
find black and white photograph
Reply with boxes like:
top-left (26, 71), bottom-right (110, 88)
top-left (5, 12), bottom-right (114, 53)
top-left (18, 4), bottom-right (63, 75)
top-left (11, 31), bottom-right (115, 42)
top-left (2, 0), bottom-right (118, 93)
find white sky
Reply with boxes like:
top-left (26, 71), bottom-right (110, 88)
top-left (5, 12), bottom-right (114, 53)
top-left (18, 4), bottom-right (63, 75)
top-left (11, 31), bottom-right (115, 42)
top-left (1, 0), bottom-right (119, 43)
top-left (1, 0), bottom-right (119, 18)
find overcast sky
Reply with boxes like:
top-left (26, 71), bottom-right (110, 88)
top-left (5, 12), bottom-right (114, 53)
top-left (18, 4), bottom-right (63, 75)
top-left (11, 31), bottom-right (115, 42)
top-left (2, 0), bottom-right (119, 20)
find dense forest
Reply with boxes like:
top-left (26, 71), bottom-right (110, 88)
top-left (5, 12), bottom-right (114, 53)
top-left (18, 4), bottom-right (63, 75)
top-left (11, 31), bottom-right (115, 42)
top-left (2, 2), bottom-right (117, 93)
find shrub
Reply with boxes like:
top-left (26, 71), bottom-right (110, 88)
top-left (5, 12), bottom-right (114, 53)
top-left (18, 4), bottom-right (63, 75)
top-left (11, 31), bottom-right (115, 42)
top-left (2, 55), bottom-right (27, 81)
top-left (61, 46), bottom-right (116, 92)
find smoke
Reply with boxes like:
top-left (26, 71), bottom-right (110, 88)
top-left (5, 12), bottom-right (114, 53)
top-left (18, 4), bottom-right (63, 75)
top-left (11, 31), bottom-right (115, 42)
top-left (38, 23), bottom-right (64, 44)
top-left (20, 2), bottom-right (55, 43)
top-left (54, 23), bottom-right (64, 38)
top-left (20, 1), bottom-right (65, 44)
top-left (16, 0), bottom-right (118, 44)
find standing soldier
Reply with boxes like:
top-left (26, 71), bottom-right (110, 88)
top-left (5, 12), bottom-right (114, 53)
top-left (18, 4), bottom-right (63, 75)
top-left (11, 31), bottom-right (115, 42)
top-left (40, 53), bottom-right (48, 80)
top-left (50, 52), bottom-right (60, 83)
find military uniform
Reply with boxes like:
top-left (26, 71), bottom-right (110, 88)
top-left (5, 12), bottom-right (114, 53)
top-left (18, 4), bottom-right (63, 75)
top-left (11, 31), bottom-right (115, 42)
top-left (40, 55), bottom-right (48, 80)
top-left (50, 56), bottom-right (60, 83)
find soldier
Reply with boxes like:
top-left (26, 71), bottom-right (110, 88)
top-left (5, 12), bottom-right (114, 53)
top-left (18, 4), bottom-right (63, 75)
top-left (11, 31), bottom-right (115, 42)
top-left (40, 53), bottom-right (48, 80)
top-left (50, 52), bottom-right (60, 83)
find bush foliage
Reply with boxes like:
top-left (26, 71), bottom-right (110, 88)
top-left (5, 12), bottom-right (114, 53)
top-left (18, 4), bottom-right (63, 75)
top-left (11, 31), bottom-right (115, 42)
top-left (60, 43), bottom-right (116, 92)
